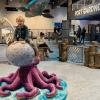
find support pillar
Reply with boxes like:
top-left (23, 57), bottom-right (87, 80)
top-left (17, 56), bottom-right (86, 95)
top-left (67, 0), bottom-right (72, 41)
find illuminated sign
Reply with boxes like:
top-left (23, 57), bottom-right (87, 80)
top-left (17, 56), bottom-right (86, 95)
top-left (75, 3), bottom-right (100, 16)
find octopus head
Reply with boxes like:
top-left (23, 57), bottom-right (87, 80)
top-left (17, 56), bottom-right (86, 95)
top-left (6, 41), bottom-right (36, 67)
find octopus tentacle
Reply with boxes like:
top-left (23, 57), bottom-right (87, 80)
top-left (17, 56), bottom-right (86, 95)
top-left (25, 83), bottom-right (39, 96)
top-left (46, 83), bottom-right (56, 98)
top-left (42, 71), bottom-right (56, 79)
top-left (25, 71), bottom-right (35, 91)
top-left (36, 68), bottom-right (63, 90)
top-left (10, 71), bottom-right (18, 80)
top-left (47, 76), bottom-right (63, 90)
top-left (35, 68), bottom-right (49, 83)
top-left (0, 63), bottom-right (63, 99)
top-left (0, 75), bottom-right (20, 97)
top-left (16, 88), bottom-right (38, 99)
top-left (0, 71), bottom-right (18, 84)
top-left (16, 71), bottom-right (39, 99)
top-left (7, 73), bottom-right (14, 78)
top-left (43, 75), bottom-right (62, 90)
top-left (0, 77), bottom-right (12, 84)
top-left (42, 71), bottom-right (51, 79)
top-left (35, 68), bottom-right (54, 83)
top-left (45, 75), bottom-right (63, 90)
top-left (0, 88), bottom-right (10, 97)
top-left (32, 67), bottom-right (56, 98)
top-left (56, 81), bottom-right (63, 90)
top-left (0, 73), bottom-right (14, 83)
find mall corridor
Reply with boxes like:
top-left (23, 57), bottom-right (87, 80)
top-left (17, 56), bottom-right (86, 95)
top-left (0, 0), bottom-right (100, 100)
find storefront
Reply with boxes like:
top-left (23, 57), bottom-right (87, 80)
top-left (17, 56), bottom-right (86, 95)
top-left (72, 1), bottom-right (100, 42)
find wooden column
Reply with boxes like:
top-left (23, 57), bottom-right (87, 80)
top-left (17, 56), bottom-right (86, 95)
top-left (59, 40), bottom-right (68, 62)
top-left (84, 47), bottom-right (90, 67)
top-left (67, 0), bottom-right (72, 39)
top-left (88, 45), bottom-right (96, 68)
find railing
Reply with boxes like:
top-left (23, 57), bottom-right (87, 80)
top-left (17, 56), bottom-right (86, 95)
top-left (65, 42), bottom-right (100, 68)
top-left (1, 28), bottom-right (69, 44)
top-left (29, 29), bottom-right (68, 39)
top-left (67, 45), bottom-right (85, 64)
top-left (29, 29), bottom-right (54, 39)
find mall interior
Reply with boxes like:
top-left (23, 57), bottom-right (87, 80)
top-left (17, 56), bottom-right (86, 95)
top-left (0, 0), bottom-right (100, 100)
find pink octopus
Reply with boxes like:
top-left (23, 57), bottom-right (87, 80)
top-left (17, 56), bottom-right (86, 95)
top-left (0, 58), bottom-right (63, 99)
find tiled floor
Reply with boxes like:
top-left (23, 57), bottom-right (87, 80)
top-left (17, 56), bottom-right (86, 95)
top-left (0, 61), bottom-right (100, 100)
top-left (0, 42), bottom-right (100, 100)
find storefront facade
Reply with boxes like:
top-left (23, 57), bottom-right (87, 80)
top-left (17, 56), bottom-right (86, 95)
top-left (72, 0), bottom-right (100, 42)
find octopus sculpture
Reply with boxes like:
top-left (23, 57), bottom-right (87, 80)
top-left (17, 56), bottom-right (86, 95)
top-left (0, 41), bottom-right (63, 99)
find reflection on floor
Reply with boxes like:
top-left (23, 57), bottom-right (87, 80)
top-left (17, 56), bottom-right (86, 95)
top-left (0, 61), bottom-right (100, 100)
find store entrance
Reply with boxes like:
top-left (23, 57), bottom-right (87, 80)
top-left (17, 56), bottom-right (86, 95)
top-left (88, 24), bottom-right (100, 42)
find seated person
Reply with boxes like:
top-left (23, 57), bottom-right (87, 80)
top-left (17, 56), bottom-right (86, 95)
top-left (13, 16), bottom-right (38, 56)
top-left (36, 32), bottom-right (53, 57)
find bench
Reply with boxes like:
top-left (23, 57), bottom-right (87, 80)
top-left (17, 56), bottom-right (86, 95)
top-left (38, 47), bottom-right (48, 61)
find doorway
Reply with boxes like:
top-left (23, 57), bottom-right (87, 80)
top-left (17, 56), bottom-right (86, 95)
top-left (88, 24), bottom-right (100, 42)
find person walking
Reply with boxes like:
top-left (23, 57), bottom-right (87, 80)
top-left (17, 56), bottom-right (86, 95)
top-left (73, 31), bottom-right (77, 45)
top-left (77, 25), bottom-right (81, 43)
top-left (80, 27), bottom-right (86, 44)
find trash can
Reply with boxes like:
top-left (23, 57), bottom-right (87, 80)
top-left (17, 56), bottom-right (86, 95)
top-left (59, 40), bottom-right (68, 62)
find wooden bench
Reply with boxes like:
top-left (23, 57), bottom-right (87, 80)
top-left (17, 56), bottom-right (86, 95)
top-left (38, 47), bottom-right (48, 61)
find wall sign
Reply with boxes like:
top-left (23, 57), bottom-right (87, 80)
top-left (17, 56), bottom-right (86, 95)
top-left (75, 3), bottom-right (100, 16)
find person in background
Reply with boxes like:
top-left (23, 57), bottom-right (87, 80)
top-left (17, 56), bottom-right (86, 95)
top-left (54, 26), bottom-right (62, 42)
top-left (73, 31), bottom-right (77, 45)
top-left (77, 25), bottom-right (81, 43)
top-left (80, 27), bottom-right (86, 44)
top-left (36, 32), bottom-right (53, 57)
top-left (14, 16), bottom-right (38, 56)
top-left (54, 26), bottom-right (58, 42)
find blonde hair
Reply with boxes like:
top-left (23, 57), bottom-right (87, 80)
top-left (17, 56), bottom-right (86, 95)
top-left (16, 16), bottom-right (25, 22)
